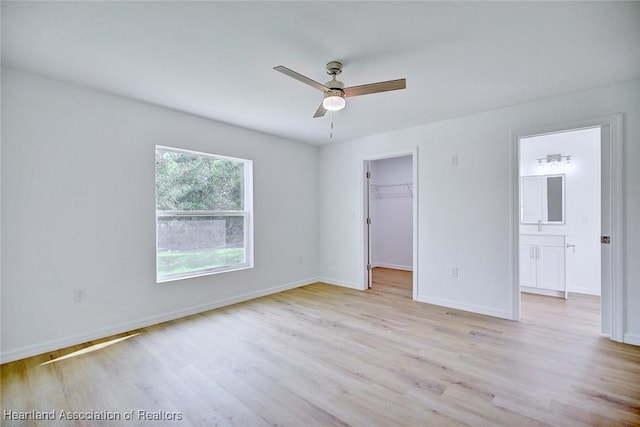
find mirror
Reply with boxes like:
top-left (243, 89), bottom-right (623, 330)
top-left (521, 174), bottom-right (565, 224)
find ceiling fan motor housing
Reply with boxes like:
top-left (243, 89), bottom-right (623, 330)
top-left (324, 88), bottom-right (345, 99)
top-left (325, 80), bottom-right (344, 90)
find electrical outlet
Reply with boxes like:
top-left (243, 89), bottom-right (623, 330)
top-left (73, 288), bottom-right (86, 302)
top-left (451, 267), bottom-right (459, 278)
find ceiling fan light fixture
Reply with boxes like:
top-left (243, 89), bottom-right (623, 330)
top-left (323, 90), bottom-right (346, 111)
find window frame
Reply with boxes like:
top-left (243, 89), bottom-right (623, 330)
top-left (155, 145), bottom-right (254, 283)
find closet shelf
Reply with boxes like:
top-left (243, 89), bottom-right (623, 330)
top-left (371, 183), bottom-right (413, 199)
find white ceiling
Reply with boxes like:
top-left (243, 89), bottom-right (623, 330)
top-left (2, 1), bottom-right (640, 145)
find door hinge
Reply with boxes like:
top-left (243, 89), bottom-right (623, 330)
top-left (366, 172), bottom-right (371, 179)
top-left (601, 236), bottom-right (611, 244)
top-left (367, 264), bottom-right (372, 271)
top-left (366, 217), bottom-right (372, 225)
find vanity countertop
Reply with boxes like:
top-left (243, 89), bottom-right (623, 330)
top-left (520, 232), bottom-right (567, 237)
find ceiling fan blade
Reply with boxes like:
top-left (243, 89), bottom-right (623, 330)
top-left (274, 65), bottom-right (329, 92)
top-left (344, 78), bottom-right (406, 98)
top-left (313, 102), bottom-right (327, 118)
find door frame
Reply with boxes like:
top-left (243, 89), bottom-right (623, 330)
top-left (362, 147), bottom-right (419, 300)
top-left (511, 114), bottom-right (624, 342)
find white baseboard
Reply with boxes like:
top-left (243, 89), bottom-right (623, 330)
top-left (521, 286), bottom-right (565, 298)
top-left (317, 276), bottom-right (364, 290)
top-left (0, 277), bottom-right (318, 364)
top-left (566, 286), bottom-right (601, 296)
top-left (415, 294), bottom-right (513, 320)
top-left (372, 263), bottom-right (413, 272)
top-left (624, 333), bottom-right (640, 347)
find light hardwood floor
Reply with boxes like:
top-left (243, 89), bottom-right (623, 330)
top-left (2, 268), bottom-right (639, 426)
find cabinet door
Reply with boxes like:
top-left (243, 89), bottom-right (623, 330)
top-left (537, 245), bottom-right (565, 291)
top-left (519, 244), bottom-right (537, 287)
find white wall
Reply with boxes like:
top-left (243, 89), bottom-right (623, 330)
top-left (520, 128), bottom-right (601, 295)
top-left (370, 156), bottom-right (413, 271)
top-left (318, 79), bottom-right (640, 344)
top-left (3, 68), bottom-right (639, 361)
top-left (1, 68), bottom-right (319, 362)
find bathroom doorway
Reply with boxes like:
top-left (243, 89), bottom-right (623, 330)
top-left (514, 115), bottom-right (623, 340)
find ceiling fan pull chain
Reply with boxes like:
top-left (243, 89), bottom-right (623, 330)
top-left (330, 110), bottom-right (334, 139)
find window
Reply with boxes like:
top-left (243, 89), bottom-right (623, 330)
top-left (155, 146), bottom-right (253, 282)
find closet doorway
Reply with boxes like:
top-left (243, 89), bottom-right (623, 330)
top-left (363, 149), bottom-right (418, 299)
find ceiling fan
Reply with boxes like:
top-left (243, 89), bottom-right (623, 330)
top-left (274, 61), bottom-right (406, 118)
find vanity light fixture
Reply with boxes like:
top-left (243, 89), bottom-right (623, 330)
top-left (536, 153), bottom-right (572, 171)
